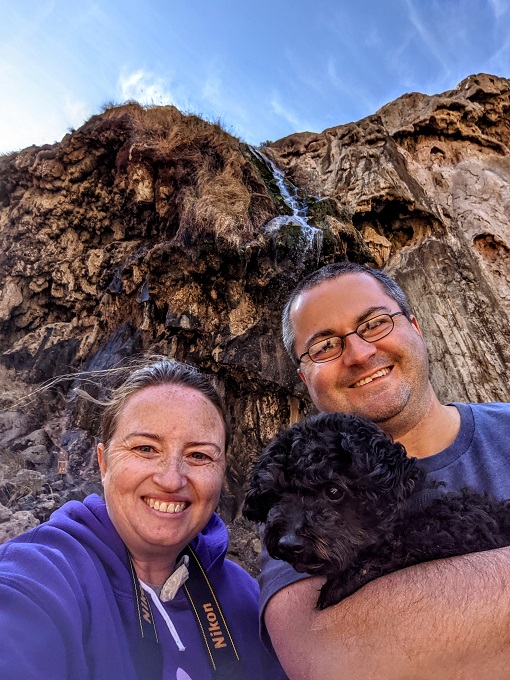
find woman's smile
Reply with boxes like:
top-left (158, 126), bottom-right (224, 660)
top-left (142, 497), bottom-right (189, 514)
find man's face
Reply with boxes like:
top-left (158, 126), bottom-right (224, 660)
top-left (292, 273), bottom-right (431, 432)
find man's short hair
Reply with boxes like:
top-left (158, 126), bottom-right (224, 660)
top-left (282, 261), bottom-right (414, 363)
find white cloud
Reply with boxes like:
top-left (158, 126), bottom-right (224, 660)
top-left (404, 0), bottom-right (451, 74)
top-left (64, 96), bottom-right (91, 129)
top-left (326, 58), bottom-right (380, 118)
top-left (488, 0), bottom-right (509, 19)
top-left (117, 69), bottom-right (175, 106)
top-left (270, 94), bottom-right (309, 132)
top-left (202, 73), bottom-right (222, 107)
top-left (487, 32), bottom-right (510, 71)
top-left (363, 26), bottom-right (382, 48)
top-left (282, 48), bottom-right (325, 97)
top-left (327, 58), bottom-right (350, 95)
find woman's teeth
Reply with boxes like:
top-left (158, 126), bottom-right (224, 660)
top-left (143, 498), bottom-right (187, 513)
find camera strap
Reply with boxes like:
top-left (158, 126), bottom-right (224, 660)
top-left (128, 554), bottom-right (163, 679)
top-left (179, 545), bottom-right (242, 679)
top-left (128, 546), bottom-right (242, 679)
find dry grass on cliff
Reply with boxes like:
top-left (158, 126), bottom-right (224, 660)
top-left (102, 102), bottom-right (275, 248)
top-left (178, 157), bottom-right (256, 246)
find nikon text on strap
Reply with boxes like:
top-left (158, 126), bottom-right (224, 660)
top-left (129, 548), bottom-right (243, 679)
top-left (179, 545), bottom-right (242, 679)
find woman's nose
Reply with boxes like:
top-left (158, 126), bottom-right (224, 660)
top-left (152, 457), bottom-right (187, 489)
top-left (341, 333), bottom-right (377, 366)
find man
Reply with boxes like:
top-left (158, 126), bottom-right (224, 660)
top-left (260, 261), bottom-right (510, 679)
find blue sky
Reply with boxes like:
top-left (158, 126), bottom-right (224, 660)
top-left (1, 0), bottom-right (510, 153)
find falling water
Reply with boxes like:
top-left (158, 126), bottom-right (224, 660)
top-left (249, 146), bottom-right (323, 253)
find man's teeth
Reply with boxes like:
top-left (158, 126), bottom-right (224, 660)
top-left (353, 367), bottom-right (390, 388)
top-left (144, 498), bottom-right (187, 513)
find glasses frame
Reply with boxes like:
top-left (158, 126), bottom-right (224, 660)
top-left (298, 311), bottom-right (405, 365)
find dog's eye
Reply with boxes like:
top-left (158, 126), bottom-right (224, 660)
top-left (325, 486), bottom-right (344, 501)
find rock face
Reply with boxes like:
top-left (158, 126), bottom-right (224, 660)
top-left (1, 74), bottom-right (509, 573)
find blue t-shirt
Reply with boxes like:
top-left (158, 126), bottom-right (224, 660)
top-left (258, 402), bottom-right (510, 634)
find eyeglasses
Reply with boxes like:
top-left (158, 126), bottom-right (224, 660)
top-left (298, 312), bottom-right (405, 365)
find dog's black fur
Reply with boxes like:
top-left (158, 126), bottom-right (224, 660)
top-left (243, 412), bottom-right (510, 609)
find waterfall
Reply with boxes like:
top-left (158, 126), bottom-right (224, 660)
top-left (249, 146), bottom-right (323, 253)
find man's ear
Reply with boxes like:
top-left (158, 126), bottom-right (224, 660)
top-left (97, 442), bottom-right (107, 480)
top-left (297, 368), bottom-right (307, 385)
top-left (410, 315), bottom-right (423, 337)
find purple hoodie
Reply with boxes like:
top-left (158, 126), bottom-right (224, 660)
top-left (0, 494), bottom-right (286, 679)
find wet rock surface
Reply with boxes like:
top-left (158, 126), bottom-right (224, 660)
top-left (1, 76), bottom-right (509, 574)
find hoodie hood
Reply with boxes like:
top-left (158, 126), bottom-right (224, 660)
top-left (189, 510), bottom-right (228, 573)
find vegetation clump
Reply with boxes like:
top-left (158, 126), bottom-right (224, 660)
top-left (94, 103), bottom-right (276, 251)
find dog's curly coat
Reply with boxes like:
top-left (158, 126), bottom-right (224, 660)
top-left (243, 412), bottom-right (510, 609)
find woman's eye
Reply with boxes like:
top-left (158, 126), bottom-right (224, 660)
top-left (134, 445), bottom-right (155, 454)
top-left (189, 451), bottom-right (216, 463)
top-left (325, 486), bottom-right (344, 501)
top-left (191, 451), bottom-right (209, 460)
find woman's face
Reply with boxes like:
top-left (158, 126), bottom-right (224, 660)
top-left (97, 384), bottom-right (226, 564)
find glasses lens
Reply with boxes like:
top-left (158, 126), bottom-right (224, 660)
top-left (358, 314), bottom-right (393, 341)
top-left (308, 336), bottom-right (343, 363)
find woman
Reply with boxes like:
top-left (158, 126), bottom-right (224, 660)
top-left (0, 359), bottom-right (286, 679)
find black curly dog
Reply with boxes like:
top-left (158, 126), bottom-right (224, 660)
top-left (243, 412), bottom-right (510, 609)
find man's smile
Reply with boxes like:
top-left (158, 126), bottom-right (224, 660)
top-left (350, 366), bottom-right (392, 388)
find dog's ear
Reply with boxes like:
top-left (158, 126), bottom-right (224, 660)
top-left (364, 433), bottom-right (424, 507)
top-left (242, 474), bottom-right (279, 523)
top-left (242, 434), bottom-right (292, 523)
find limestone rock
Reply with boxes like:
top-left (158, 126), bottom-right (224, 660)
top-left (0, 510), bottom-right (40, 543)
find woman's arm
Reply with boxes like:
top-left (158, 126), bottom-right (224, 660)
top-left (265, 548), bottom-right (510, 680)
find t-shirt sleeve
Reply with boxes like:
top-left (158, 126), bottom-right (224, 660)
top-left (258, 541), bottom-right (308, 649)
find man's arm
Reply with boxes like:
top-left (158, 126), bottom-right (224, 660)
top-left (265, 548), bottom-right (510, 680)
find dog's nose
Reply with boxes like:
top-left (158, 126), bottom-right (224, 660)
top-left (278, 533), bottom-right (305, 556)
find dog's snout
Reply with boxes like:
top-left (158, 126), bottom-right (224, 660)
top-left (278, 532), bottom-right (306, 556)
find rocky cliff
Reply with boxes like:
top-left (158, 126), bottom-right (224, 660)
top-left (1, 74), bottom-right (509, 572)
